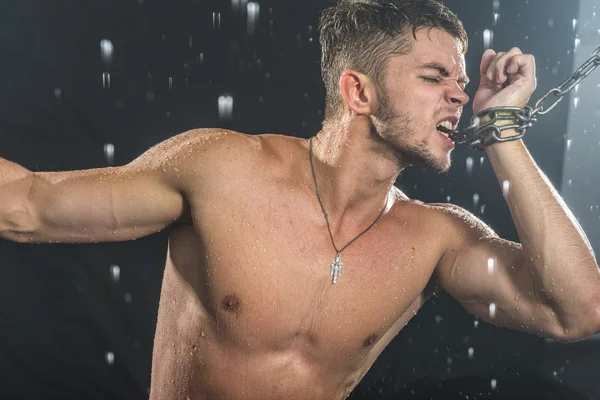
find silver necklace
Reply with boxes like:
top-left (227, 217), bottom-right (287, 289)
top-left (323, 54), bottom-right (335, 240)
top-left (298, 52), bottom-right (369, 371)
top-left (308, 137), bottom-right (388, 284)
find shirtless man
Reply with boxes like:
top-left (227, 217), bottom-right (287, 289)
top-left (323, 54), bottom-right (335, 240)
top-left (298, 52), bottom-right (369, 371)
top-left (1, 0), bottom-right (599, 399)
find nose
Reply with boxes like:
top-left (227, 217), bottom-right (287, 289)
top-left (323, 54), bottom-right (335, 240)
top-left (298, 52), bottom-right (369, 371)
top-left (447, 86), bottom-right (470, 107)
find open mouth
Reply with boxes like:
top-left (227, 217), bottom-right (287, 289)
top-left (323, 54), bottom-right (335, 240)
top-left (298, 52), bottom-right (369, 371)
top-left (436, 124), bottom-right (455, 137)
top-left (436, 122), bottom-right (457, 146)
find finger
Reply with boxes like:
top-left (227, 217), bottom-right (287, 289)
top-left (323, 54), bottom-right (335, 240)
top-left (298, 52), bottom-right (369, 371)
top-left (494, 47), bottom-right (523, 86)
top-left (506, 53), bottom-right (537, 89)
top-left (486, 51), bottom-right (505, 85)
top-left (479, 48), bottom-right (497, 77)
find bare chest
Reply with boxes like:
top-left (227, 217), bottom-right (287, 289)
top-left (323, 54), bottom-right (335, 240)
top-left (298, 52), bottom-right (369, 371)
top-left (166, 185), bottom-right (442, 361)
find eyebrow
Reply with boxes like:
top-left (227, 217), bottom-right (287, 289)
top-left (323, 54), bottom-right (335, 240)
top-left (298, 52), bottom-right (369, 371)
top-left (420, 62), bottom-right (470, 86)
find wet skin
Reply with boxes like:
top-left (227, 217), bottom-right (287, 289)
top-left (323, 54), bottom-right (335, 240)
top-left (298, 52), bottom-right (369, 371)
top-left (149, 133), bottom-right (448, 400)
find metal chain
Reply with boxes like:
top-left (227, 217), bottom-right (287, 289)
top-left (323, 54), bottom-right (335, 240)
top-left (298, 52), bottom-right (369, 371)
top-left (450, 45), bottom-right (600, 151)
top-left (308, 137), bottom-right (388, 254)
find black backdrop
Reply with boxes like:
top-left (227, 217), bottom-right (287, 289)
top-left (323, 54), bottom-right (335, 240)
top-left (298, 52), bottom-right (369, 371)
top-left (0, 0), bottom-right (592, 399)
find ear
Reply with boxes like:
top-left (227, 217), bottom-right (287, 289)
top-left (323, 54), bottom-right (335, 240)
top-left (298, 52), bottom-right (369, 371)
top-left (339, 70), bottom-right (377, 116)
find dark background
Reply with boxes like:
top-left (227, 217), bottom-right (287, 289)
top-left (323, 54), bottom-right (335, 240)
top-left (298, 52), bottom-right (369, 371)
top-left (0, 0), bottom-right (597, 399)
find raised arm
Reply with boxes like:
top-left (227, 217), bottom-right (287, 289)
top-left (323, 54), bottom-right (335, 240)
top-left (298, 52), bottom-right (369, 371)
top-left (0, 128), bottom-right (230, 244)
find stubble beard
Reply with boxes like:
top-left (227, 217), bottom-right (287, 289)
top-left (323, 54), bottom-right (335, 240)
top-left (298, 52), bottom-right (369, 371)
top-left (374, 87), bottom-right (451, 174)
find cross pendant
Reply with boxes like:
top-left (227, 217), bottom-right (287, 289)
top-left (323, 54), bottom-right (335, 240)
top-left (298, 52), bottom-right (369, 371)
top-left (330, 253), bottom-right (343, 284)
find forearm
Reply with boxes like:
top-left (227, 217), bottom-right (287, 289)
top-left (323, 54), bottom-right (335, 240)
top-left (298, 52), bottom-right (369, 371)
top-left (0, 157), bottom-right (36, 240)
top-left (485, 138), bottom-right (600, 335)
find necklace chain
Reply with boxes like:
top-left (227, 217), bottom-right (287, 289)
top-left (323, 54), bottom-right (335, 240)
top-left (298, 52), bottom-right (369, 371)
top-left (308, 137), bottom-right (388, 256)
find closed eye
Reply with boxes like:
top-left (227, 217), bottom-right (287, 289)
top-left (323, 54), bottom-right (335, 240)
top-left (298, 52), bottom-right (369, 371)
top-left (422, 77), bottom-right (442, 83)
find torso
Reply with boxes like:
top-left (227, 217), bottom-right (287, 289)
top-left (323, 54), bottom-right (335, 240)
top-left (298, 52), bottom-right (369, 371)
top-left (149, 133), bottom-right (448, 400)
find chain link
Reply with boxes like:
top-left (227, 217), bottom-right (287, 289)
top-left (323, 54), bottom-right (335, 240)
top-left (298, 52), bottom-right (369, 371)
top-left (450, 45), bottom-right (600, 151)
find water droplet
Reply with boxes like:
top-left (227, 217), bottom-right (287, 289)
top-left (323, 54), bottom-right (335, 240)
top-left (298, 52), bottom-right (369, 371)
top-left (502, 180), bottom-right (510, 199)
top-left (489, 303), bottom-right (497, 319)
top-left (100, 39), bottom-right (114, 65)
top-left (492, 0), bottom-right (500, 12)
top-left (213, 12), bottom-right (221, 29)
top-left (573, 19), bottom-right (578, 32)
top-left (105, 351), bottom-right (115, 365)
top-left (247, 2), bottom-right (260, 35)
top-left (468, 347), bottom-right (474, 359)
top-left (102, 72), bottom-right (111, 89)
top-left (110, 265), bottom-right (120, 282)
top-left (566, 139), bottom-right (572, 151)
top-left (104, 143), bottom-right (115, 165)
top-left (483, 29), bottom-right (494, 49)
top-left (466, 157), bottom-right (474, 176)
top-left (218, 95), bottom-right (234, 121)
top-left (488, 257), bottom-right (495, 275)
top-left (473, 193), bottom-right (480, 209)
top-left (474, 320), bottom-right (479, 328)
top-left (491, 379), bottom-right (498, 390)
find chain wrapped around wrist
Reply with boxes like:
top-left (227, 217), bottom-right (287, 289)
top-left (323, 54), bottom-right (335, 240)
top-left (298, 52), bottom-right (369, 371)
top-left (448, 45), bottom-right (600, 151)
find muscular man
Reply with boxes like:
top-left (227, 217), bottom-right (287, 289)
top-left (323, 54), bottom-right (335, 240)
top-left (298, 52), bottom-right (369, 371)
top-left (1, 0), bottom-right (599, 399)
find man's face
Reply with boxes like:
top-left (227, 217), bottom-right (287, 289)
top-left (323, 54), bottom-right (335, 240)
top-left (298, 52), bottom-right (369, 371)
top-left (372, 28), bottom-right (470, 173)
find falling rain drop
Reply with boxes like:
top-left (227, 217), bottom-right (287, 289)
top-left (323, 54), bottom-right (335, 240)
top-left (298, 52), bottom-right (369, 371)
top-left (102, 72), bottom-right (111, 89)
top-left (574, 37), bottom-right (581, 52)
top-left (54, 87), bottom-right (62, 99)
top-left (573, 19), bottom-right (578, 32)
top-left (218, 95), bottom-right (234, 121)
top-left (104, 143), bottom-right (115, 165)
top-left (489, 303), bottom-right (497, 319)
top-left (483, 29), bottom-right (494, 50)
top-left (100, 39), bottom-right (114, 65)
top-left (488, 257), bottom-right (495, 275)
top-left (446, 196), bottom-right (451, 202)
top-left (480, 156), bottom-right (485, 167)
top-left (247, 2), bottom-right (260, 35)
top-left (573, 97), bottom-right (579, 109)
top-left (213, 12), bottom-right (221, 29)
top-left (493, 13), bottom-right (500, 27)
top-left (231, 0), bottom-right (240, 12)
top-left (110, 265), bottom-right (120, 282)
top-left (468, 347), bottom-right (474, 359)
top-left (168, 77), bottom-right (173, 90)
top-left (106, 352), bottom-right (115, 365)
top-left (435, 315), bottom-right (442, 325)
top-left (466, 157), bottom-right (474, 176)
top-left (125, 293), bottom-right (132, 303)
top-left (473, 193), bottom-right (480, 209)
top-left (548, 19), bottom-right (554, 28)
top-left (491, 379), bottom-right (498, 390)
top-left (502, 180), bottom-right (510, 199)
top-left (492, 0), bottom-right (500, 12)
top-left (567, 139), bottom-right (572, 151)
top-left (474, 320), bottom-right (479, 328)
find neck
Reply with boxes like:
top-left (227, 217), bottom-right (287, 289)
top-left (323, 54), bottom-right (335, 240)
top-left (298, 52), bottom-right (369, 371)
top-left (309, 121), bottom-right (402, 222)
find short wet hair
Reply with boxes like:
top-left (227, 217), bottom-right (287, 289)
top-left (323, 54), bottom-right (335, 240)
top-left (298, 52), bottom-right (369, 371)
top-left (319, 0), bottom-right (468, 121)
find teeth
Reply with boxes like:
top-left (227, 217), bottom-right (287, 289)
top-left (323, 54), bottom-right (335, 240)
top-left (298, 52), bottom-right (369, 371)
top-left (438, 120), bottom-right (454, 130)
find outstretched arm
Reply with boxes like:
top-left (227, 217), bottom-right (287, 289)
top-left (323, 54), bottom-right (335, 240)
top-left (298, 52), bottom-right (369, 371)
top-left (0, 128), bottom-right (230, 244)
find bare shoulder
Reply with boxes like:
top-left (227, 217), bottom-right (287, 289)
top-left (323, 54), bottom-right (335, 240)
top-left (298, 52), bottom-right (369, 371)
top-left (425, 202), bottom-right (499, 243)
top-left (130, 128), bottom-right (261, 170)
